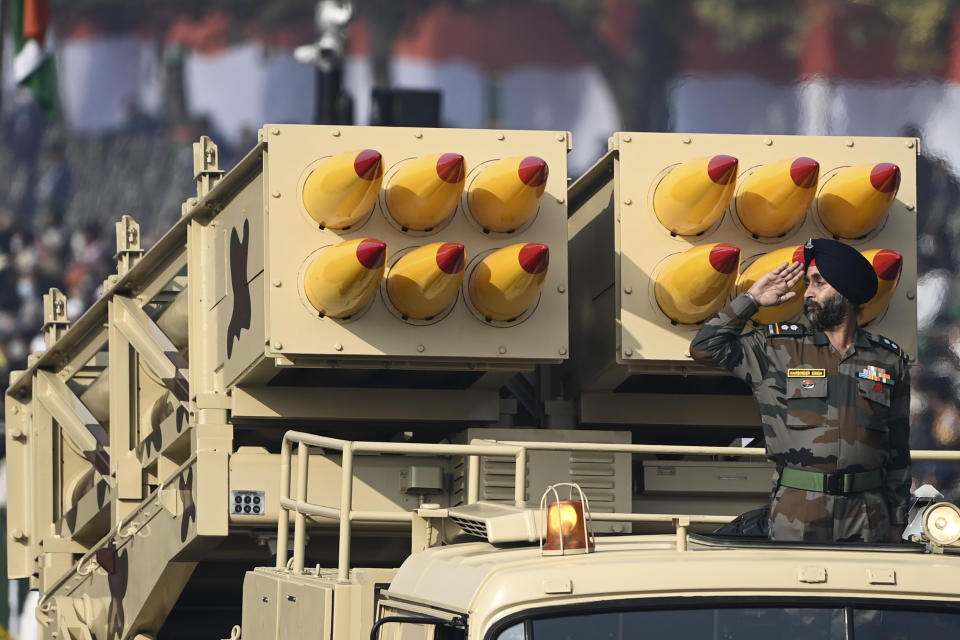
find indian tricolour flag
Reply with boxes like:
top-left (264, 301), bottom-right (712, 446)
top-left (11, 0), bottom-right (58, 115)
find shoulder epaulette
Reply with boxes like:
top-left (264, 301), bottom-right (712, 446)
top-left (766, 322), bottom-right (809, 337)
top-left (870, 333), bottom-right (909, 360)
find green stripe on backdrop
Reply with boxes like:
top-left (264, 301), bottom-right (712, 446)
top-left (10, 0), bottom-right (58, 117)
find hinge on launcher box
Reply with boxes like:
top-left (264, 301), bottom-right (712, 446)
top-left (115, 215), bottom-right (144, 276)
top-left (193, 136), bottom-right (225, 198)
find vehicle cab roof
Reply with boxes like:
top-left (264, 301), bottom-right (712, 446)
top-left (383, 534), bottom-right (960, 626)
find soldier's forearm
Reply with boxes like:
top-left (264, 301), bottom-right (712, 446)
top-left (689, 294), bottom-right (758, 367)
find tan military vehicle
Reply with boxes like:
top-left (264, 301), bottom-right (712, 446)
top-left (7, 126), bottom-right (960, 640)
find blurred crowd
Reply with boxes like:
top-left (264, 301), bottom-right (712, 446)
top-left (1, 96), bottom-right (960, 500)
top-left (908, 125), bottom-right (960, 501)
top-left (0, 91), bottom-right (205, 385)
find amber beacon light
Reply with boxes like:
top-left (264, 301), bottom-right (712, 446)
top-left (540, 483), bottom-right (595, 555)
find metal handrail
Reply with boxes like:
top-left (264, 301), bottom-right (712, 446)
top-left (276, 431), bottom-right (526, 582)
top-left (276, 433), bottom-right (960, 581)
top-left (476, 439), bottom-right (960, 461)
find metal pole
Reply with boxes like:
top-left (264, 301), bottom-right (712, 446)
top-left (292, 444), bottom-right (310, 573)
top-left (514, 448), bottom-right (526, 508)
top-left (467, 455), bottom-right (480, 504)
top-left (337, 443), bottom-right (354, 583)
top-left (276, 437), bottom-right (292, 569)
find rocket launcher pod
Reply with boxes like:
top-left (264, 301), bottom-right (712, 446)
top-left (817, 163), bottom-right (901, 238)
top-left (302, 149), bottom-right (383, 229)
top-left (736, 157), bottom-right (819, 237)
top-left (735, 245), bottom-right (806, 325)
top-left (859, 249), bottom-right (903, 325)
top-left (653, 155), bottom-right (738, 236)
top-left (468, 243), bottom-right (548, 321)
top-left (387, 242), bottom-right (466, 320)
top-left (386, 153), bottom-right (466, 231)
top-left (655, 243), bottom-right (740, 324)
top-left (303, 238), bottom-right (386, 318)
top-left (467, 156), bottom-right (548, 232)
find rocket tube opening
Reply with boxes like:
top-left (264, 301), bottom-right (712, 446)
top-left (462, 244), bottom-right (547, 327)
top-left (301, 150), bottom-right (384, 230)
top-left (301, 239), bottom-right (386, 321)
top-left (653, 155), bottom-right (738, 236)
top-left (654, 244), bottom-right (739, 324)
top-left (384, 154), bottom-right (466, 234)
top-left (383, 243), bottom-right (465, 325)
top-left (465, 157), bottom-right (548, 235)
top-left (816, 163), bottom-right (898, 239)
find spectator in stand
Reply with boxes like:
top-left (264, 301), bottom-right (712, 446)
top-left (3, 88), bottom-right (46, 220)
top-left (122, 97), bottom-right (160, 135)
top-left (34, 140), bottom-right (72, 229)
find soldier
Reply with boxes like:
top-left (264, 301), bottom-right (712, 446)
top-left (690, 238), bottom-right (911, 543)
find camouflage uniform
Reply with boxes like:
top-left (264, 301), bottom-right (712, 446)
top-left (690, 293), bottom-right (911, 542)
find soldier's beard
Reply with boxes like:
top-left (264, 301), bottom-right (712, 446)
top-left (803, 293), bottom-right (848, 331)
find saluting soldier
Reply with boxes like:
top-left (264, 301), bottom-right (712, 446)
top-left (690, 238), bottom-right (911, 543)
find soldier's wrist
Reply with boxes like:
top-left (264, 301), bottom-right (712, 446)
top-left (742, 291), bottom-right (760, 309)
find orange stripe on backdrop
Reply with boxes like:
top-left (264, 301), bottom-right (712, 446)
top-left (685, 0), bottom-right (960, 83)
top-left (392, 4), bottom-right (588, 70)
top-left (166, 10), bottom-right (231, 54)
top-left (948, 10), bottom-right (960, 83)
top-left (23, 0), bottom-right (50, 44)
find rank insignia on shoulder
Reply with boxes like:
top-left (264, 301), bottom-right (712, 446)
top-left (872, 334), bottom-right (908, 359)
top-left (766, 322), bottom-right (808, 337)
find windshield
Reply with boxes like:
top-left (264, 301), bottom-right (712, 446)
top-left (494, 605), bottom-right (960, 639)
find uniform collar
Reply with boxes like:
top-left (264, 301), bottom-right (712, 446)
top-left (810, 327), bottom-right (871, 351)
top-left (853, 327), bottom-right (873, 349)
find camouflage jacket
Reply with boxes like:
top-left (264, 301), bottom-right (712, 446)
top-left (690, 293), bottom-right (912, 525)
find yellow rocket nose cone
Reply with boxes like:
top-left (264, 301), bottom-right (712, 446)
top-left (859, 248), bottom-right (903, 325)
top-left (653, 155), bottom-right (738, 236)
top-left (302, 149), bottom-right (383, 229)
top-left (467, 156), bottom-right (548, 233)
top-left (387, 242), bottom-right (466, 320)
top-left (736, 245), bottom-right (806, 324)
top-left (817, 162), bottom-right (900, 238)
top-left (736, 157), bottom-right (819, 237)
top-left (468, 243), bottom-right (549, 321)
top-left (303, 238), bottom-right (386, 318)
top-left (655, 243), bottom-right (740, 324)
top-left (385, 153), bottom-right (466, 231)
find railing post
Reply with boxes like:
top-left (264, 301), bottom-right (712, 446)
top-left (337, 444), bottom-right (354, 583)
top-left (292, 443), bottom-right (309, 573)
top-left (514, 448), bottom-right (526, 508)
top-left (276, 437), bottom-right (292, 570)
top-left (468, 455), bottom-right (480, 504)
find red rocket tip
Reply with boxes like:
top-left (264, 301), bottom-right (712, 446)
top-left (356, 239), bottom-right (386, 269)
top-left (518, 243), bottom-right (549, 275)
top-left (872, 249), bottom-right (903, 281)
top-left (870, 163), bottom-right (901, 194)
top-left (707, 155), bottom-right (738, 185)
top-left (436, 153), bottom-right (466, 183)
top-left (791, 245), bottom-right (805, 264)
top-left (790, 157), bottom-right (820, 188)
top-left (354, 149), bottom-right (383, 180)
top-left (518, 156), bottom-right (549, 187)
top-left (436, 243), bottom-right (466, 274)
top-left (708, 244), bottom-right (740, 274)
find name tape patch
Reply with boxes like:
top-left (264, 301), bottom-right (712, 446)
top-left (787, 368), bottom-right (826, 378)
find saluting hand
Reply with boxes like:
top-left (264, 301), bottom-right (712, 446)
top-left (747, 261), bottom-right (804, 307)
